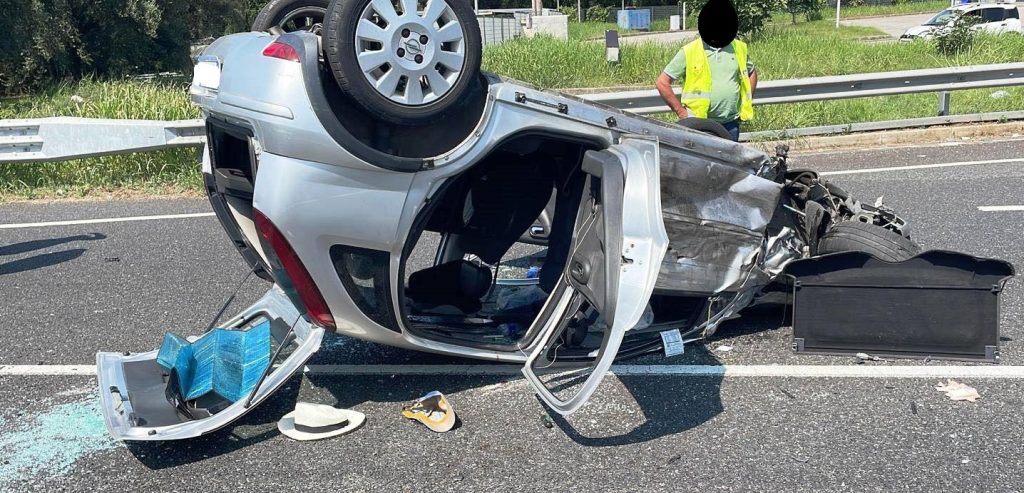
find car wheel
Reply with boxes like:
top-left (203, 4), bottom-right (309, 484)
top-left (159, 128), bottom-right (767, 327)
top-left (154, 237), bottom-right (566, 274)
top-left (252, 0), bottom-right (329, 35)
top-left (676, 117), bottom-right (732, 140)
top-left (324, 0), bottom-right (483, 125)
top-left (817, 221), bottom-right (921, 262)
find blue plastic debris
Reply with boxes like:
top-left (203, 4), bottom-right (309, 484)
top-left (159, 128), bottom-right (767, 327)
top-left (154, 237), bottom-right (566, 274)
top-left (155, 321), bottom-right (272, 403)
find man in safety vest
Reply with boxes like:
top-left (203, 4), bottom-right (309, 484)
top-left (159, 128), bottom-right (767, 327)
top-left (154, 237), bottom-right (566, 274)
top-left (655, 0), bottom-right (758, 141)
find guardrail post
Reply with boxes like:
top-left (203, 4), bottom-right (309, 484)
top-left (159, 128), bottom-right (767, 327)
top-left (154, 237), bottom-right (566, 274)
top-left (606, 30), bottom-right (620, 64)
top-left (938, 91), bottom-right (951, 116)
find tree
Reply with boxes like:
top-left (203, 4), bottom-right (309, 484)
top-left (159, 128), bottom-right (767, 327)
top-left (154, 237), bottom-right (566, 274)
top-left (0, 0), bottom-right (258, 95)
top-left (786, 0), bottom-right (822, 23)
top-left (686, 0), bottom-right (781, 39)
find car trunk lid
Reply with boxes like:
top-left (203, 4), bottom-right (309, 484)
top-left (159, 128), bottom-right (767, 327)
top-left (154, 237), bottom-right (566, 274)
top-left (97, 286), bottom-right (323, 441)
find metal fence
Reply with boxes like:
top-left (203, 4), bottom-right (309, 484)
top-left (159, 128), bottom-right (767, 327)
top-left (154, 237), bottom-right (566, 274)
top-left (1, 62), bottom-right (1022, 163)
top-left (606, 5), bottom-right (681, 22)
top-left (478, 14), bottom-right (523, 46)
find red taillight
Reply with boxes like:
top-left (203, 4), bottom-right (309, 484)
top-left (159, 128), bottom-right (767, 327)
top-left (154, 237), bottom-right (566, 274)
top-left (253, 209), bottom-right (335, 329)
top-left (262, 41), bottom-right (300, 63)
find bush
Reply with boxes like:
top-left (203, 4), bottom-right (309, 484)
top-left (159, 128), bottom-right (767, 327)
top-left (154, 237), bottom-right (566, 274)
top-left (786, 0), bottom-right (823, 23)
top-left (935, 13), bottom-right (977, 55)
top-left (0, 0), bottom-right (258, 96)
top-left (686, 0), bottom-right (780, 39)
top-left (586, 5), bottom-right (614, 22)
top-left (560, 6), bottom-right (580, 21)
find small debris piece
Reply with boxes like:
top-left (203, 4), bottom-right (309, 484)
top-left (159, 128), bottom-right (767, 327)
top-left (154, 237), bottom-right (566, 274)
top-left (856, 352), bottom-right (887, 362)
top-left (778, 388), bottom-right (796, 400)
top-left (990, 90), bottom-right (1009, 99)
top-left (791, 455), bottom-right (810, 463)
top-left (541, 414), bottom-right (554, 429)
top-left (935, 379), bottom-right (980, 402)
top-left (910, 402), bottom-right (918, 415)
top-left (402, 391), bottom-right (456, 433)
top-left (104, 257), bottom-right (121, 263)
top-left (665, 454), bottom-right (682, 466)
top-left (714, 345), bottom-right (734, 353)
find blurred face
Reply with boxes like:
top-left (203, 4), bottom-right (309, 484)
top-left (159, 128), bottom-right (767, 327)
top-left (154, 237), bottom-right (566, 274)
top-left (698, 0), bottom-right (739, 48)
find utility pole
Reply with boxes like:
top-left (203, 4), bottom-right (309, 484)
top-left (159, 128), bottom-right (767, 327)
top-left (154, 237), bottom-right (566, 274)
top-left (835, 0), bottom-right (842, 28)
top-left (533, 0), bottom-right (543, 15)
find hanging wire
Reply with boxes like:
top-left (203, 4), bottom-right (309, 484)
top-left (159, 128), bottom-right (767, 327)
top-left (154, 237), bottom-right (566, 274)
top-left (204, 263), bottom-right (259, 333)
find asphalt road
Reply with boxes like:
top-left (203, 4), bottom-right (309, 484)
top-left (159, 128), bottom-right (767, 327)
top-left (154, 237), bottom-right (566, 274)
top-left (840, 13), bottom-right (935, 38)
top-left (1, 137), bottom-right (1023, 491)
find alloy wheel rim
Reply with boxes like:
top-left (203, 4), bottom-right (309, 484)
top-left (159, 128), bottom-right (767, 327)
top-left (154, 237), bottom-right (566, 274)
top-left (355, 0), bottom-right (467, 106)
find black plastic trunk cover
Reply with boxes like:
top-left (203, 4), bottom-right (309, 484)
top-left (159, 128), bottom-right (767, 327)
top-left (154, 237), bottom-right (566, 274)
top-left (786, 250), bottom-right (1015, 362)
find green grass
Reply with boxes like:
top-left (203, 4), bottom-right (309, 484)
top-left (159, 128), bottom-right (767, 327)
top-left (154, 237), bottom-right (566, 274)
top-left (4, 17), bottom-right (1023, 200)
top-left (484, 23), bottom-right (1024, 131)
top-left (488, 21), bottom-right (969, 88)
top-left (0, 77), bottom-right (202, 200)
top-left (828, 0), bottom-right (950, 19)
top-left (649, 86), bottom-right (1024, 134)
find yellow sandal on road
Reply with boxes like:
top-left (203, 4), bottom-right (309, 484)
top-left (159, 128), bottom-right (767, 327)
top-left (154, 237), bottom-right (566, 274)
top-left (402, 391), bottom-right (456, 433)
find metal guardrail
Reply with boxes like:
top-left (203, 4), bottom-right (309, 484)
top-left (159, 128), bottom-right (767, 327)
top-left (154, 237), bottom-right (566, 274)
top-left (0, 63), bottom-right (1022, 164)
top-left (742, 110), bottom-right (1024, 142)
top-left (577, 62), bottom-right (1024, 115)
top-left (0, 118), bottom-right (205, 163)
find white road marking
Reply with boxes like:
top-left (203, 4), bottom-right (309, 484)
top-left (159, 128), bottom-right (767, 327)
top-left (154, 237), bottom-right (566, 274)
top-left (303, 364), bottom-right (1024, 379)
top-left (819, 157), bottom-right (1024, 176)
top-left (979, 205), bottom-right (1024, 212)
top-left (0, 212), bottom-right (216, 229)
top-left (0, 365), bottom-right (97, 376)
top-left (7, 364), bottom-right (1024, 379)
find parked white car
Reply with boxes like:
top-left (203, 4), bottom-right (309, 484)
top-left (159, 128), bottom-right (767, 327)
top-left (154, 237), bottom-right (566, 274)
top-left (901, 2), bottom-right (1022, 40)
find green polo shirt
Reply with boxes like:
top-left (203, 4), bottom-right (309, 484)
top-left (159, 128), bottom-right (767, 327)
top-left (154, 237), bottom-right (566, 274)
top-left (663, 41), bottom-right (756, 123)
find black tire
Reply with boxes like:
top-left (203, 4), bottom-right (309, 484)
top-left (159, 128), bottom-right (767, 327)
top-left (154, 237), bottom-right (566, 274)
top-left (818, 221), bottom-right (921, 262)
top-left (251, 0), bottom-right (329, 34)
top-left (677, 117), bottom-right (732, 140)
top-left (324, 0), bottom-right (483, 125)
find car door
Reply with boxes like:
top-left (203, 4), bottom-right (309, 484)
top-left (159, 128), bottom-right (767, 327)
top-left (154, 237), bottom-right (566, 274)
top-left (980, 7), bottom-right (1007, 32)
top-left (962, 9), bottom-right (984, 31)
top-left (1006, 7), bottom-right (1022, 33)
top-left (522, 137), bottom-right (668, 416)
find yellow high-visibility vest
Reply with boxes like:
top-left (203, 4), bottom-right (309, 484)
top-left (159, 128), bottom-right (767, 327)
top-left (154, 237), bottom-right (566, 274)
top-left (680, 38), bottom-right (755, 122)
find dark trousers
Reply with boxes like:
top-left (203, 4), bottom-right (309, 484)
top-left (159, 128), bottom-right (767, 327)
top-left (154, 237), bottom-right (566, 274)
top-left (721, 120), bottom-right (741, 142)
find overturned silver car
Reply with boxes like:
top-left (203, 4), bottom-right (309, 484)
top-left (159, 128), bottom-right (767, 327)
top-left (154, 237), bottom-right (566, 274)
top-left (97, 0), bottom-right (1012, 441)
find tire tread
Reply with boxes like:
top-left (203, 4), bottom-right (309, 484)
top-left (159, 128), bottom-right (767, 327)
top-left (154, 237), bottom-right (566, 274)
top-left (818, 221), bottom-right (921, 262)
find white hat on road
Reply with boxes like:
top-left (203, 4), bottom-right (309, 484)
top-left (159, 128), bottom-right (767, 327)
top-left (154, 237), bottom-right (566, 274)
top-left (278, 402), bottom-right (366, 441)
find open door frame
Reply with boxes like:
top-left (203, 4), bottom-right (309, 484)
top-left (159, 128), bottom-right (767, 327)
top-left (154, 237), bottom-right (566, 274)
top-left (522, 137), bottom-right (668, 415)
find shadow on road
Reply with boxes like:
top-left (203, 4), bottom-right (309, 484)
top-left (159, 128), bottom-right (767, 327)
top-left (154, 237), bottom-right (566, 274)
top-left (121, 306), bottom-right (791, 465)
top-left (125, 377), bottom-right (303, 470)
top-left (546, 344), bottom-right (724, 447)
top-left (0, 233), bottom-right (106, 275)
top-left (0, 233), bottom-right (106, 256)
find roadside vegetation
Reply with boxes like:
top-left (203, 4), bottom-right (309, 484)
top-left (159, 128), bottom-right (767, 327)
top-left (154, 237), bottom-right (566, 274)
top-left (483, 22), bottom-right (1024, 134)
top-left (2, 2), bottom-right (1022, 199)
top-left (0, 78), bottom-right (202, 200)
top-left (818, 0), bottom-right (950, 19)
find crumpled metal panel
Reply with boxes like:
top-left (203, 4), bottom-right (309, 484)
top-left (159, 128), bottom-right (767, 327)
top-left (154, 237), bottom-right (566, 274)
top-left (655, 148), bottom-right (783, 294)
